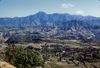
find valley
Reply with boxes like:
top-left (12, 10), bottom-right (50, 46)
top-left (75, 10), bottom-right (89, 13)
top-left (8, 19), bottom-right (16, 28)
top-left (0, 35), bottom-right (100, 68)
top-left (0, 12), bottom-right (100, 68)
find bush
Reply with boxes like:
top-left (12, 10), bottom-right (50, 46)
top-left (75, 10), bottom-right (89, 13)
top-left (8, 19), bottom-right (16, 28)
top-left (5, 46), bottom-right (44, 68)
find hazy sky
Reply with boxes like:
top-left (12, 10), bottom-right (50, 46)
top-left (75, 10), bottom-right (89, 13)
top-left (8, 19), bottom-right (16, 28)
top-left (0, 0), bottom-right (100, 17)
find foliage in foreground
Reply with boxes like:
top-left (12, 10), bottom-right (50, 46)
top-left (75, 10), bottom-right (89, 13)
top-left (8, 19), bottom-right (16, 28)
top-left (5, 46), bottom-right (44, 68)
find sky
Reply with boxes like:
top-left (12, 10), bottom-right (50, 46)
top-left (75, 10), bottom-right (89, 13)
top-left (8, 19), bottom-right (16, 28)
top-left (0, 0), bottom-right (100, 17)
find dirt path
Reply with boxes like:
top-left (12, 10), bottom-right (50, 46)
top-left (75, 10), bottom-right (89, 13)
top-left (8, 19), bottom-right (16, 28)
top-left (45, 61), bottom-right (51, 68)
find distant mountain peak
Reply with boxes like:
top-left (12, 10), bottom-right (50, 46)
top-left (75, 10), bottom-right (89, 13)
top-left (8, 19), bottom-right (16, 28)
top-left (36, 11), bottom-right (47, 15)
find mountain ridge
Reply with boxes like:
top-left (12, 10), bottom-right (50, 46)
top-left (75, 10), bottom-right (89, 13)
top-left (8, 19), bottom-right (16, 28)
top-left (0, 11), bottom-right (100, 18)
top-left (0, 12), bottom-right (100, 41)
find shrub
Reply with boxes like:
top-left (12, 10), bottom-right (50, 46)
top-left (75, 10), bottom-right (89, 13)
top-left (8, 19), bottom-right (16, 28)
top-left (5, 46), bottom-right (44, 68)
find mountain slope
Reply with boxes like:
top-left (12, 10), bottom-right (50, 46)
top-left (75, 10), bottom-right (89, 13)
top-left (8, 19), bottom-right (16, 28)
top-left (0, 12), bottom-right (100, 40)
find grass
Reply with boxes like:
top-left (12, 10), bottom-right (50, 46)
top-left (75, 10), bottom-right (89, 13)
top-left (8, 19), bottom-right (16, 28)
top-left (44, 63), bottom-right (51, 68)
top-left (48, 62), bottom-right (63, 68)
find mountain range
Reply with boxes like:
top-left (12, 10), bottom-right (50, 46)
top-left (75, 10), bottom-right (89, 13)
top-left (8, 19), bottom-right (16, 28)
top-left (0, 12), bottom-right (100, 41)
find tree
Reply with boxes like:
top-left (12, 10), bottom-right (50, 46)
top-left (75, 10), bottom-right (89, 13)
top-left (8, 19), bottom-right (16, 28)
top-left (5, 36), bottom-right (21, 44)
top-left (5, 35), bottom-right (42, 44)
top-left (5, 46), bottom-right (44, 68)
